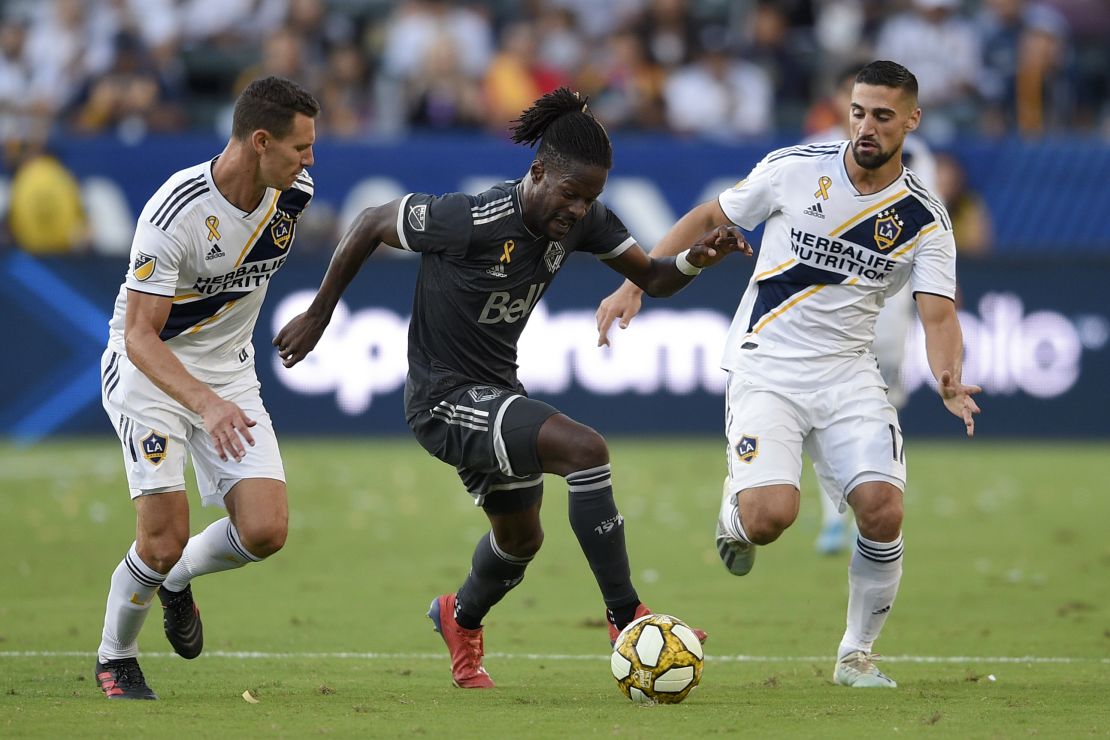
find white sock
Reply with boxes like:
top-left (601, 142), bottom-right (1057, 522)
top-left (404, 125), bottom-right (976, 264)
top-left (721, 495), bottom-right (753, 545)
top-left (838, 533), bottom-right (903, 660)
top-left (97, 542), bottom-right (165, 662)
top-left (163, 518), bottom-right (261, 593)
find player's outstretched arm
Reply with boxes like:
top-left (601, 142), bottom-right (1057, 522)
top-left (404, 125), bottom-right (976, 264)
top-left (125, 291), bottom-right (255, 462)
top-left (597, 200), bottom-right (749, 347)
top-left (275, 200), bottom-right (405, 367)
top-left (917, 292), bottom-right (982, 437)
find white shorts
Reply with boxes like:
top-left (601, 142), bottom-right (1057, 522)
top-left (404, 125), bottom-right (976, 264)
top-left (100, 348), bottom-right (285, 507)
top-left (724, 372), bottom-right (906, 512)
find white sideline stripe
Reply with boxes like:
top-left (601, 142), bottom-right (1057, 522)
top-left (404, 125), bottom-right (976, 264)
top-left (3, 651), bottom-right (1107, 664)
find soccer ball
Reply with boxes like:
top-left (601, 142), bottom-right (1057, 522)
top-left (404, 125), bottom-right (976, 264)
top-left (610, 613), bottom-right (704, 704)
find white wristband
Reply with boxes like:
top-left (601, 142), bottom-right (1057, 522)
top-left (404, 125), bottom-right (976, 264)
top-left (675, 249), bottom-right (703, 276)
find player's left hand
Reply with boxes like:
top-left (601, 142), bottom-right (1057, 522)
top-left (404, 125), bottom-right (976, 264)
top-left (685, 226), bottom-right (752, 269)
top-left (939, 370), bottom-right (982, 437)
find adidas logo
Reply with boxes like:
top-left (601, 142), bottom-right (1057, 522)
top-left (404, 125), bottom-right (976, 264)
top-left (485, 262), bottom-right (507, 278)
top-left (205, 244), bottom-right (225, 261)
top-left (803, 202), bottom-right (825, 219)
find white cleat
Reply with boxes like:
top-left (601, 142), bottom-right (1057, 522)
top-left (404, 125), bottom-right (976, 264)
top-left (834, 651), bottom-right (897, 688)
top-left (716, 479), bottom-right (755, 576)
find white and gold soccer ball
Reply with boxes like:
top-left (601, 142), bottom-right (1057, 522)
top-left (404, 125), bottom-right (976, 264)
top-left (610, 613), bottom-right (704, 704)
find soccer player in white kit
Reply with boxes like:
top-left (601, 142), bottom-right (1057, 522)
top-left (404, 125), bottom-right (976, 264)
top-left (804, 65), bottom-right (939, 555)
top-left (597, 61), bottom-right (981, 688)
top-left (94, 77), bottom-right (318, 699)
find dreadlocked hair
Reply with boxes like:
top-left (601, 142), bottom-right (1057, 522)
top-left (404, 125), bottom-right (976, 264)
top-left (510, 88), bottom-right (612, 171)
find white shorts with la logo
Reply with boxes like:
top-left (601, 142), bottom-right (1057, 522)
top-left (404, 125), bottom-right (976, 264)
top-left (724, 371), bottom-right (907, 511)
top-left (100, 348), bottom-right (285, 507)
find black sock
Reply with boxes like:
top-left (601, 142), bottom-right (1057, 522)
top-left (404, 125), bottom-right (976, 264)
top-left (566, 464), bottom-right (638, 611)
top-left (454, 532), bottom-right (532, 630)
top-left (607, 602), bottom-right (641, 632)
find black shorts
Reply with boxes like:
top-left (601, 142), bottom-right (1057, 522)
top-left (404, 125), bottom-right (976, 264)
top-left (408, 384), bottom-right (559, 514)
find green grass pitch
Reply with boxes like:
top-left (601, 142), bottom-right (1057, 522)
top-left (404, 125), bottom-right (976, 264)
top-left (2, 438), bottom-right (1108, 738)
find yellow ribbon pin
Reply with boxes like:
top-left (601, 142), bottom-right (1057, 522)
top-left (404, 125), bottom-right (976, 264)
top-left (500, 240), bottom-right (515, 263)
top-left (205, 215), bottom-right (221, 241)
top-left (814, 176), bottom-right (832, 201)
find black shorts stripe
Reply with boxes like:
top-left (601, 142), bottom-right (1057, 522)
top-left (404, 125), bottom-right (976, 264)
top-left (151, 175), bottom-right (205, 227)
top-left (105, 371), bottom-right (121, 402)
top-left (102, 352), bottom-right (120, 396)
top-left (125, 419), bottom-right (138, 463)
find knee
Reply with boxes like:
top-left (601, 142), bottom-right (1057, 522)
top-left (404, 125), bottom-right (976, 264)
top-left (235, 518), bottom-right (288, 560)
top-left (740, 492), bottom-right (799, 545)
top-left (136, 535), bottom-right (186, 574)
top-left (854, 496), bottom-right (903, 542)
top-left (565, 427), bottom-right (608, 472)
top-left (498, 526), bottom-right (544, 559)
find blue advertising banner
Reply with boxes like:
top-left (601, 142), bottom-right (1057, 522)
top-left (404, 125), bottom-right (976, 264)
top-left (46, 135), bottom-right (1110, 255)
top-left (2, 252), bottom-right (1107, 441)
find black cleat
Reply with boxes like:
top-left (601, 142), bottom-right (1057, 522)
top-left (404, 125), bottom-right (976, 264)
top-left (158, 584), bottom-right (204, 659)
top-left (95, 658), bottom-right (158, 700)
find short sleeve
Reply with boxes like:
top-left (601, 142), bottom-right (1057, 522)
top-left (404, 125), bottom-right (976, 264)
top-left (910, 225), bottom-right (957, 300)
top-left (124, 219), bottom-right (188, 296)
top-left (578, 202), bottom-right (636, 260)
top-left (396, 192), bottom-right (473, 256)
top-left (717, 154), bottom-right (778, 230)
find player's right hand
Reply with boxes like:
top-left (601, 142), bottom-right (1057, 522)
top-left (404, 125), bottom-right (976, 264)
top-left (596, 282), bottom-right (643, 347)
top-left (273, 312), bottom-right (328, 368)
top-left (197, 395), bottom-right (256, 462)
top-left (938, 370), bottom-right (982, 438)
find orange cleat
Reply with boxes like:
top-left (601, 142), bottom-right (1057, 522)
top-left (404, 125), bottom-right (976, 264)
top-left (427, 593), bottom-right (495, 689)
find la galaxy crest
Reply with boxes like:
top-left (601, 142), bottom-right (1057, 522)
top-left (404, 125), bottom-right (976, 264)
top-left (873, 209), bottom-right (904, 250)
top-left (141, 431), bottom-right (168, 466)
top-left (270, 210), bottom-right (294, 250)
top-left (735, 435), bottom-right (758, 464)
top-left (133, 252), bottom-right (156, 281)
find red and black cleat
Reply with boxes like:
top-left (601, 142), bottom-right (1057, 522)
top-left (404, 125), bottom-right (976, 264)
top-left (95, 658), bottom-right (158, 700)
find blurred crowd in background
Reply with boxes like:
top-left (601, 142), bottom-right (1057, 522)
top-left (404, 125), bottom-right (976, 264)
top-left (1, 0), bottom-right (1106, 257)
top-left (1, 0), bottom-right (1106, 147)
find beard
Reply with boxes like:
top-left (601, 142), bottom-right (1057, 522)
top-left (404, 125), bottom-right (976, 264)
top-left (850, 139), bottom-right (897, 170)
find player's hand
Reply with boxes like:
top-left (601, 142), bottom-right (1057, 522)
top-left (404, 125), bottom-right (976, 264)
top-left (273, 312), bottom-right (328, 368)
top-left (938, 370), bottom-right (982, 438)
top-left (596, 282), bottom-right (643, 347)
top-left (197, 395), bottom-right (256, 462)
top-left (685, 226), bottom-right (752, 269)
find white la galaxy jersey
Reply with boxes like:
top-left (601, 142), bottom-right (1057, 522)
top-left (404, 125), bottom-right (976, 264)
top-left (107, 158), bottom-right (313, 383)
top-left (719, 140), bottom-right (955, 391)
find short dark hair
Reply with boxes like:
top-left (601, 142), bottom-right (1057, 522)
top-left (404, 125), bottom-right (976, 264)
top-left (855, 60), bottom-right (919, 101)
top-left (509, 88), bottom-right (613, 171)
top-left (231, 76), bottom-right (320, 141)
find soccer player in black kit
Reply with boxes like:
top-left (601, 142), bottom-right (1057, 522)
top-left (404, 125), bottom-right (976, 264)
top-left (274, 88), bottom-right (748, 688)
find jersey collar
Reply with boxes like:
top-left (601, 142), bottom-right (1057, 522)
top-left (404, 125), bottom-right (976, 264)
top-left (513, 179), bottom-right (544, 241)
top-left (836, 140), bottom-right (906, 200)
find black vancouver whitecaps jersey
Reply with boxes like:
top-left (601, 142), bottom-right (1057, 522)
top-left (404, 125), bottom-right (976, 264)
top-left (397, 179), bottom-right (636, 415)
